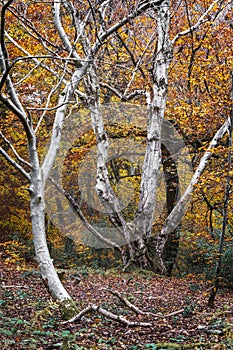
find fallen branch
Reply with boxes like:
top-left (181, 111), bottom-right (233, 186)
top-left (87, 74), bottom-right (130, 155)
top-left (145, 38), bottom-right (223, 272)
top-left (61, 303), bottom-right (152, 327)
top-left (104, 288), bottom-right (185, 319)
top-left (143, 342), bottom-right (217, 349)
top-left (62, 285), bottom-right (218, 327)
top-left (1, 285), bottom-right (29, 289)
top-left (104, 288), bottom-right (145, 315)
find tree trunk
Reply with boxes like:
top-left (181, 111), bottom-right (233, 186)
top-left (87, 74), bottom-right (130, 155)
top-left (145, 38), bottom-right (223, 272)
top-left (160, 144), bottom-right (180, 275)
top-left (30, 148), bottom-right (78, 319)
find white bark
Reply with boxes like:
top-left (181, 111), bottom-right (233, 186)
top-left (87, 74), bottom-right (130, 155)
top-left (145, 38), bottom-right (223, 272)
top-left (30, 166), bottom-right (71, 302)
top-left (1, 0), bottom-right (163, 302)
top-left (0, 0), bottom-right (81, 308)
top-left (42, 66), bottom-right (88, 183)
top-left (62, 303), bottom-right (152, 327)
top-left (53, 0), bottom-right (82, 62)
top-left (88, 66), bottom-right (133, 247)
top-left (156, 117), bottom-right (231, 272)
top-left (1, 0), bottom-right (229, 286)
top-left (136, 0), bottom-right (172, 237)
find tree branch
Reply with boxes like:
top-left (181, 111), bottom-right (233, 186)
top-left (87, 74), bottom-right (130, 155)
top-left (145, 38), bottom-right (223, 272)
top-left (0, 0), bottom-right (14, 70)
top-left (93, 0), bottom-right (165, 53)
top-left (62, 303), bottom-right (152, 327)
top-left (53, 0), bottom-right (81, 62)
top-left (5, 32), bottom-right (70, 84)
top-left (41, 65), bottom-right (89, 183)
top-left (0, 146), bottom-right (31, 181)
top-left (0, 130), bottom-right (31, 168)
top-left (100, 82), bottom-right (146, 101)
top-left (49, 176), bottom-right (122, 250)
top-left (156, 116), bottom-right (231, 273)
top-left (171, 0), bottom-right (226, 45)
top-left (0, 94), bottom-right (33, 141)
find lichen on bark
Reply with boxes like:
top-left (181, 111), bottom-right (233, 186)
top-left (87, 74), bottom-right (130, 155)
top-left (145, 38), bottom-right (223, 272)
top-left (59, 299), bottom-right (79, 321)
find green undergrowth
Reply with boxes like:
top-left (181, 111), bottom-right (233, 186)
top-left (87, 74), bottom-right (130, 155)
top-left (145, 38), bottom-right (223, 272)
top-left (0, 264), bottom-right (232, 349)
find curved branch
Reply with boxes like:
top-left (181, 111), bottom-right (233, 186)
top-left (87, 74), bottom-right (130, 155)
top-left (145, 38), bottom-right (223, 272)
top-left (0, 0), bottom-right (14, 70)
top-left (41, 63), bottom-right (89, 183)
top-left (100, 82), bottom-right (146, 101)
top-left (53, 0), bottom-right (81, 61)
top-left (49, 176), bottom-right (122, 250)
top-left (93, 0), bottom-right (165, 53)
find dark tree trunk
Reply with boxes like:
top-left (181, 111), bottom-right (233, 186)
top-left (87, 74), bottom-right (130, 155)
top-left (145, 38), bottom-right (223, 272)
top-left (161, 144), bottom-right (180, 275)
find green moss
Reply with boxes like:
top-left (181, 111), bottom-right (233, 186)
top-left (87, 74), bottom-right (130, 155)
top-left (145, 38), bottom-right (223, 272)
top-left (59, 299), bottom-right (78, 321)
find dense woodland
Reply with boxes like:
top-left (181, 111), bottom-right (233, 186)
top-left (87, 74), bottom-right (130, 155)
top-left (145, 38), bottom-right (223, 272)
top-left (0, 0), bottom-right (233, 348)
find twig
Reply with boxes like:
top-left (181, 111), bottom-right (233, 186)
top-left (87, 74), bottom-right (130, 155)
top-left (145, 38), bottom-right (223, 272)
top-left (1, 285), bottom-right (29, 288)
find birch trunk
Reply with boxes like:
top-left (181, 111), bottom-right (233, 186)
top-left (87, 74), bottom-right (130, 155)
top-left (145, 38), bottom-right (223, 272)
top-left (136, 0), bottom-right (171, 233)
top-left (126, 0), bottom-right (172, 268)
top-left (27, 126), bottom-right (78, 318)
top-left (87, 65), bottom-right (135, 260)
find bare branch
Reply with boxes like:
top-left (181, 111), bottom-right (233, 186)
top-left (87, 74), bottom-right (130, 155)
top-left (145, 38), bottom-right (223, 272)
top-left (28, 101), bottom-right (75, 112)
top-left (42, 64), bottom-right (89, 183)
top-left (8, 5), bottom-right (60, 52)
top-left (116, 32), bottom-right (146, 79)
top-left (49, 176), bottom-right (122, 250)
top-left (105, 288), bottom-right (186, 318)
top-left (0, 146), bottom-right (31, 181)
top-left (105, 288), bottom-right (146, 315)
top-left (93, 0), bottom-right (165, 53)
top-left (122, 32), bottom-right (156, 98)
top-left (0, 130), bottom-right (31, 168)
top-left (100, 82), bottom-right (147, 101)
top-left (0, 0), bottom-right (13, 70)
top-left (100, 83), bottom-right (123, 99)
top-left (171, 0), bottom-right (227, 45)
top-left (0, 94), bottom-right (33, 140)
top-left (34, 55), bottom-right (71, 133)
top-left (62, 303), bottom-right (152, 327)
top-left (5, 32), bottom-right (69, 83)
top-left (53, 0), bottom-right (81, 62)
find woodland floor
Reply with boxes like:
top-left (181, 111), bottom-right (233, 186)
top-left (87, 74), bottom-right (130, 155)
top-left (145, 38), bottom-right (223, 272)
top-left (0, 251), bottom-right (232, 349)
